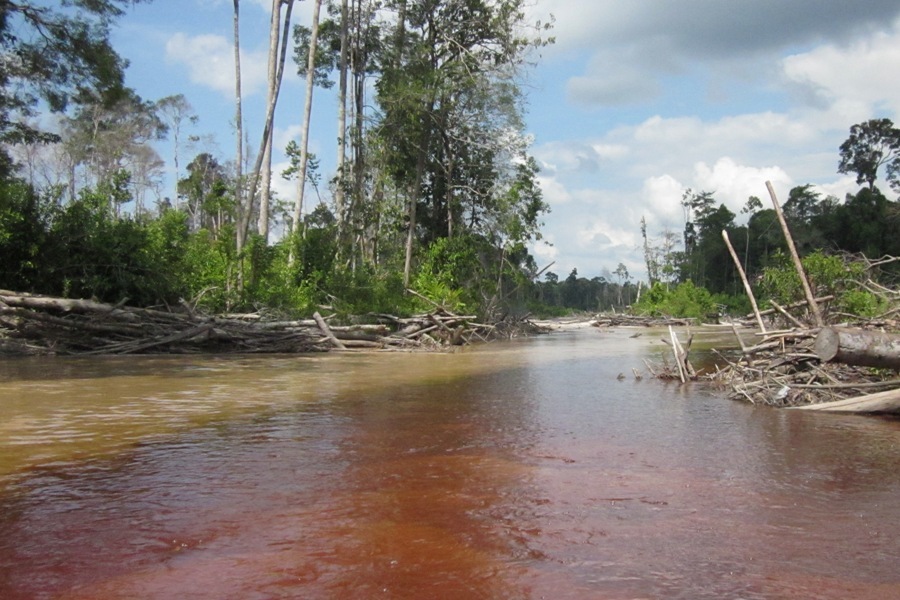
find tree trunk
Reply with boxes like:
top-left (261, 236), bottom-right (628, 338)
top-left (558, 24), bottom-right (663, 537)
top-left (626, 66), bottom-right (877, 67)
top-left (790, 388), bottom-right (900, 413)
top-left (814, 327), bottom-right (900, 370)
top-left (334, 0), bottom-right (349, 228)
top-left (245, 0), bottom-right (293, 243)
top-left (257, 0), bottom-right (282, 242)
top-left (291, 0), bottom-right (323, 238)
top-left (232, 0), bottom-right (244, 295)
top-left (766, 181), bottom-right (824, 327)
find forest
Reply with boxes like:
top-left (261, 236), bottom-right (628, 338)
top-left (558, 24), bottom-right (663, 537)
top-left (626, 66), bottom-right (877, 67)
top-left (1, 1), bottom-right (898, 329)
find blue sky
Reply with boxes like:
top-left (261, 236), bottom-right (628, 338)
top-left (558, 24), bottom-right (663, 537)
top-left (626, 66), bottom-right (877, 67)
top-left (109, 0), bottom-right (900, 281)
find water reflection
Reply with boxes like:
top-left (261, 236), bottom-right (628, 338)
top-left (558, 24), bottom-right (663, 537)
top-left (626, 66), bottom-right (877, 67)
top-left (0, 328), bottom-right (899, 599)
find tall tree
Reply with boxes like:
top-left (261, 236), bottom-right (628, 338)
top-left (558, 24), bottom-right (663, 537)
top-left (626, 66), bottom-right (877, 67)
top-left (375, 0), bottom-right (552, 286)
top-left (61, 90), bottom-right (167, 208)
top-left (232, 0), bottom-right (245, 262)
top-left (156, 94), bottom-right (198, 204)
top-left (838, 118), bottom-right (900, 192)
top-left (291, 0), bottom-right (323, 238)
top-left (257, 0), bottom-right (282, 242)
top-left (0, 0), bottom-right (151, 153)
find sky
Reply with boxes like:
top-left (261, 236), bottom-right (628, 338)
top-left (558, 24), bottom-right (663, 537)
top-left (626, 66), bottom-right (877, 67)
top-left (110, 0), bottom-right (900, 282)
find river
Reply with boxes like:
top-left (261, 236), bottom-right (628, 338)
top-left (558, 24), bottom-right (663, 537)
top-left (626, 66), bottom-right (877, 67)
top-left (1, 326), bottom-right (899, 599)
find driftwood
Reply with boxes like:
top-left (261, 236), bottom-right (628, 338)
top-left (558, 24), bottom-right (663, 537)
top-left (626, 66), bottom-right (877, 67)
top-left (591, 314), bottom-right (695, 328)
top-left (814, 326), bottom-right (900, 370)
top-left (789, 387), bottom-right (900, 413)
top-left (0, 290), bottom-right (510, 356)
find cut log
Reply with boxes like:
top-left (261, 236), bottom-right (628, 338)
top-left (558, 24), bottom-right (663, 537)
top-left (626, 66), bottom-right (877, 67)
top-left (814, 327), bottom-right (900, 370)
top-left (789, 387), bottom-right (900, 413)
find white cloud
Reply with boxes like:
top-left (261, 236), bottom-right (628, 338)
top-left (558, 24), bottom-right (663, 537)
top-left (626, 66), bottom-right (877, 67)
top-left (693, 157), bottom-right (792, 214)
top-left (641, 175), bottom-right (685, 228)
top-left (536, 176), bottom-right (572, 205)
top-left (165, 32), bottom-right (269, 97)
top-left (782, 22), bottom-right (900, 118)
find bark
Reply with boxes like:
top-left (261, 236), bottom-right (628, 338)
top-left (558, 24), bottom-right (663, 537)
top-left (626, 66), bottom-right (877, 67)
top-left (814, 327), bottom-right (900, 370)
top-left (246, 0), bottom-right (293, 242)
top-left (291, 0), bottom-right (323, 236)
top-left (766, 181), bottom-right (824, 327)
top-left (334, 0), bottom-right (349, 227)
top-left (233, 0), bottom-right (244, 257)
top-left (313, 311), bottom-right (346, 349)
top-left (257, 0), bottom-right (282, 241)
top-left (789, 388), bottom-right (900, 413)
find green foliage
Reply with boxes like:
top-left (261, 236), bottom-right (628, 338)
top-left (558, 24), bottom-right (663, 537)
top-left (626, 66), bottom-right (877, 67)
top-left (838, 118), bottom-right (900, 191)
top-left (711, 293), bottom-right (752, 318)
top-left (837, 289), bottom-right (888, 318)
top-left (411, 236), bottom-right (482, 312)
top-left (0, 180), bottom-right (47, 291)
top-left (327, 266), bottom-right (412, 318)
top-left (634, 280), bottom-right (717, 320)
top-left (759, 250), bottom-right (861, 306)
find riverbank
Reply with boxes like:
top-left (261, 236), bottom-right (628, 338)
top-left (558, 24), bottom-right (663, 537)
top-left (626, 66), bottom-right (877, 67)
top-left (0, 289), bottom-right (549, 356)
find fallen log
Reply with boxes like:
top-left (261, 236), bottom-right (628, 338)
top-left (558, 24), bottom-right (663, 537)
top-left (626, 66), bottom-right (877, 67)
top-left (313, 311), bottom-right (346, 350)
top-left (788, 387), bottom-right (900, 413)
top-left (814, 327), bottom-right (900, 370)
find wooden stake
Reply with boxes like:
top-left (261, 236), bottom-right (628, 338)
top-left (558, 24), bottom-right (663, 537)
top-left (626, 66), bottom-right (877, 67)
top-left (722, 230), bottom-right (766, 333)
top-left (765, 181), bottom-right (824, 327)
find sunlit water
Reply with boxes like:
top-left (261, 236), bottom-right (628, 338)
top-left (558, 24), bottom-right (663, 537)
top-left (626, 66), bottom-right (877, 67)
top-left (1, 327), bottom-right (899, 599)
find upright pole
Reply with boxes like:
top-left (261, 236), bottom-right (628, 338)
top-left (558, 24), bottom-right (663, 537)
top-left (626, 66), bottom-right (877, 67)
top-left (722, 230), bottom-right (766, 332)
top-left (765, 181), bottom-right (824, 327)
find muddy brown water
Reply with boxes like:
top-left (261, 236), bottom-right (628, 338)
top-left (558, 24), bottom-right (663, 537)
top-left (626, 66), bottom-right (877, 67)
top-left (1, 327), bottom-right (899, 599)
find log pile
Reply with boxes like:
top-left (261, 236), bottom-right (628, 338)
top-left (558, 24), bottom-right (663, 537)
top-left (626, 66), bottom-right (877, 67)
top-left (651, 182), bottom-right (900, 414)
top-left (0, 290), bottom-right (504, 356)
top-left (713, 325), bottom-right (900, 412)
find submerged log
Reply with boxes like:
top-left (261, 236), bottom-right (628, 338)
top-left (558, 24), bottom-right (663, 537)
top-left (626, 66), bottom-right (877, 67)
top-left (814, 327), bottom-right (900, 370)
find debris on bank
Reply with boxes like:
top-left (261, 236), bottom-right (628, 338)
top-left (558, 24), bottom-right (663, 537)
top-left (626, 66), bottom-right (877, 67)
top-left (647, 182), bottom-right (900, 414)
top-left (0, 289), bottom-right (529, 356)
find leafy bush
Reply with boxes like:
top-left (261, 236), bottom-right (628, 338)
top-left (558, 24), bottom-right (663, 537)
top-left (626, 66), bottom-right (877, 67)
top-left (759, 250), bottom-right (863, 305)
top-left (837, 289), bottom-right (888, 318)
top-left (634, 280), bottom-right (717, 320)
top-left (411, 236), bottom-right (485, 313)
top-left (757, 250), bottom-right (882, 319)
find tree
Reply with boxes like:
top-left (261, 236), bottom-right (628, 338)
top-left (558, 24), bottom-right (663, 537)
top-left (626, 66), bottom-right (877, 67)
top-left (838, 118), bottom-right (900, 192)
top-left (253, 0), bottom-right (294, 243)
top-left (156, 94), bottom-right (198, 204)
top-left (60, 90), bottom-right (167, 210)
top-left (375, 0), bottom-right (552, 285)
top-left (178, 153), bottom-right (231, 234)
top-left (0, 0), bottom-right (150, 151)
top-left (291, 0), bottom-right (323, 239)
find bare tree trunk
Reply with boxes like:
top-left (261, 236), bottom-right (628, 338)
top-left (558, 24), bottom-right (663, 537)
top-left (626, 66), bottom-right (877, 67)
top-left (232, 0), bottom-right (244, 296)
top-left (257, 0), bottom-right (283, 242)
top-left (766, 181), bottom-right (824, 327)
top-left (722, 230), bottom-right (766, 332)
top-left (291, 0), bottom-right (323, 237)
top-left (335, 0), bottom-right (349, 228)
top-left (243, 0), bottom-right (293, 247)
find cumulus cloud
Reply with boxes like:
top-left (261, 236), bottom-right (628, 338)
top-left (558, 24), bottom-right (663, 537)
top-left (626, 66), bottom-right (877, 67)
top-left (536, 176), bottom-right (573, 205)
top-left (693, 157), bottom-right (792, 214)
top-left (782, 22), bottom-right (900, 117)
top-left (165, 32), bottom-right (269, 97)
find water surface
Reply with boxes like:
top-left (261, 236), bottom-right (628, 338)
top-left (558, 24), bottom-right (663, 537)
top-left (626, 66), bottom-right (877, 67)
top-left (1, 327), bottom-right (898, 599)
